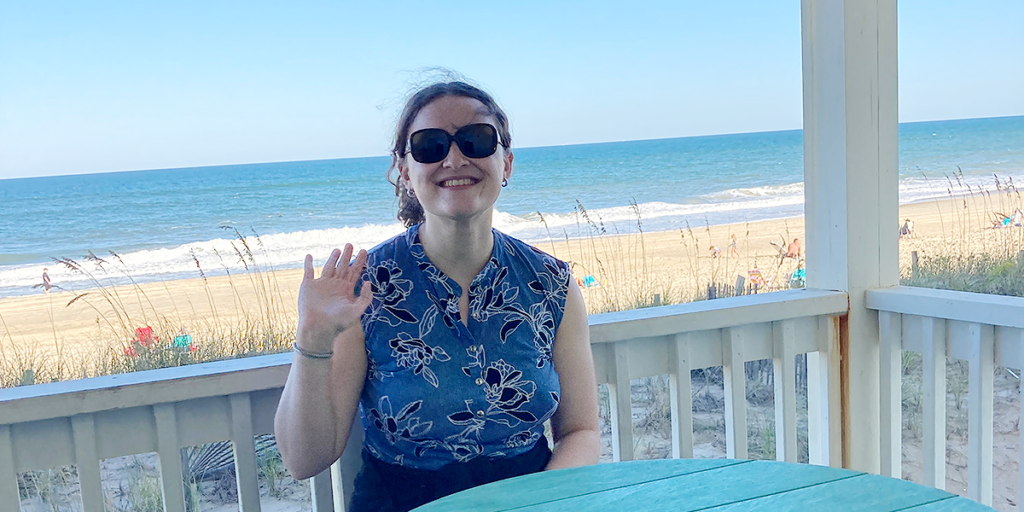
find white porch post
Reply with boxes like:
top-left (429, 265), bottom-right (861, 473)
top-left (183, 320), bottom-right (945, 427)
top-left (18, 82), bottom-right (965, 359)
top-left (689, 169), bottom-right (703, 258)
top-left (801, 0), bottom-right (899, 473)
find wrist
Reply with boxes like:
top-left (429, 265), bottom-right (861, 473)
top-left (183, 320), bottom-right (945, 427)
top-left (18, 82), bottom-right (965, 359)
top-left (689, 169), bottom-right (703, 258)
top-left (296, 321), bottom-right (362, 352)
top-left (295, 323), bottom-right (338, 353)
top-left (293, 343), bottom-right (333, 360)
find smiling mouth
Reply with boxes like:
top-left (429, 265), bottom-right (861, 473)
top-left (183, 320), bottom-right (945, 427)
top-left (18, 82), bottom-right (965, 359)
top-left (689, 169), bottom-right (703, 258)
top-left (439, 178), bottom-right (478, 188)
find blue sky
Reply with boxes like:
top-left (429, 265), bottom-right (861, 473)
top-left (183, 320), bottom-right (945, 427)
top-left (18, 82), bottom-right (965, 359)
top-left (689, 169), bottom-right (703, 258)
top-left (0, 1), bottom-right (1021, 180)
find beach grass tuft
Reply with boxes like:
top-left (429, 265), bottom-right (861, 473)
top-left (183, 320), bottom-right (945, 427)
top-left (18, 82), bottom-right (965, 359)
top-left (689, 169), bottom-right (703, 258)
top-left (1, 228), bottom-right (297, 388)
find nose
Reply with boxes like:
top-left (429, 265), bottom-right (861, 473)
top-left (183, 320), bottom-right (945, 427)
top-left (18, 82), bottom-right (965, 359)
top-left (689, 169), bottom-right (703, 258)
top-left (441, 140), bottom-right (469, 168)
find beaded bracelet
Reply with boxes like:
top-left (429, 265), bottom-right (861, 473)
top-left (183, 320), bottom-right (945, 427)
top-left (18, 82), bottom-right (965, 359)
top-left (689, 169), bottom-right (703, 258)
top-left (293, 343), bottom-right (334, 360)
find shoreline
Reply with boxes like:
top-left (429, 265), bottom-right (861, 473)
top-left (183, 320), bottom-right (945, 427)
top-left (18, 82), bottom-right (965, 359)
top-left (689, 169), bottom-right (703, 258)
top-left (3, 176), bottom-right (1020, 300)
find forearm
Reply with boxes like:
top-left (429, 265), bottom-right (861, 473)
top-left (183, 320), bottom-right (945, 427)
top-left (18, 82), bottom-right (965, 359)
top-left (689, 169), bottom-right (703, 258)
top-left (545, 428), bottom-right (600, 471)
top-left (275, 328), bottom-right (366, 480)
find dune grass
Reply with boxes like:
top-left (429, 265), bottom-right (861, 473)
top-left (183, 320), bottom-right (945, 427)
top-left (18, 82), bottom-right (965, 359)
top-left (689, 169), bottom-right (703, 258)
top-left (0, 227), bottom-right (296, 388)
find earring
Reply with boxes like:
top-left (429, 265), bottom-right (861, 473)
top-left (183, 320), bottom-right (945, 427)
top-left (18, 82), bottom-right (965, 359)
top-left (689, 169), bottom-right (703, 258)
top-left (407, 188), bottom-right (416, 197)
top-left (502, 178), bottom-right (508, 188)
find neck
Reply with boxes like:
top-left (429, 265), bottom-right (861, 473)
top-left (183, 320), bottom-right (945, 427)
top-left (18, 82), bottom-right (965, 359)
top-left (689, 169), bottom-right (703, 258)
top-left (418, 214), bottom-right (494, 286)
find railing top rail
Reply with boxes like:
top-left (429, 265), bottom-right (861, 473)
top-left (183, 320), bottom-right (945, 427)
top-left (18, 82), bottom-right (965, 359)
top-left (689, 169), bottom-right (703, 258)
top-left (866, 285), bottom-right (1024, 329)
top-left (0, 353), bottom-right (292, 426)
top-left (0, 288), bottom-right (849, 426)
top-left (588, 288), bottom-right (848, 343)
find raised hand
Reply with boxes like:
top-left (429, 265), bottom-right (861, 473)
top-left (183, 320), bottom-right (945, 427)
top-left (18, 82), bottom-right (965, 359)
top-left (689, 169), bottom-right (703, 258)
top-left (296, 244), bottom-right (372, 352)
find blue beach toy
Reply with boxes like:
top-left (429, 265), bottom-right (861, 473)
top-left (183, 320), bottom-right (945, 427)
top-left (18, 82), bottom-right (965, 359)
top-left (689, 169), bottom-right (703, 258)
top-left (173, 334), bottom-right (192, 348)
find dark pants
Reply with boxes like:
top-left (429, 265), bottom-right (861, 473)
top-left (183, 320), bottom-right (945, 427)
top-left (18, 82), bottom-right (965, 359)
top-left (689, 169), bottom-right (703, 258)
top-left (347, 441), bottom-right (552, 512)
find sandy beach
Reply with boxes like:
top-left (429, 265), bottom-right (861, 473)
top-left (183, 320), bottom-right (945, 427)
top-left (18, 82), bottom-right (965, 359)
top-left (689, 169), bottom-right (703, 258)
top-left (2, 192), bottom-right (1022, 378)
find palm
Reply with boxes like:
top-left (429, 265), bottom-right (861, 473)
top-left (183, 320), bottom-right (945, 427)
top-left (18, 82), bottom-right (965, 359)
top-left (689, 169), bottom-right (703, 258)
top-left (298, 244), bottom-right (372, 338)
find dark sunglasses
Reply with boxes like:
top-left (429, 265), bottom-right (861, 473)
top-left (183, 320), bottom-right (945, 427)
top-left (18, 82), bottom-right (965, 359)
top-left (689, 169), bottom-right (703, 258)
top-left (407, 123), bottom-right (500, 164)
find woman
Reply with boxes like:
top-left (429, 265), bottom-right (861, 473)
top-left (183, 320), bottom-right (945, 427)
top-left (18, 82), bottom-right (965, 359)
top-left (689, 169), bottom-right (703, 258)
top-left (275, 81), bottom-right (600, 511)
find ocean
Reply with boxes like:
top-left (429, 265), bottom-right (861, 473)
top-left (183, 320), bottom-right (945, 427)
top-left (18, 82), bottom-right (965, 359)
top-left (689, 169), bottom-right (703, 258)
top-left (2, 115), bottom-right (1022, 298)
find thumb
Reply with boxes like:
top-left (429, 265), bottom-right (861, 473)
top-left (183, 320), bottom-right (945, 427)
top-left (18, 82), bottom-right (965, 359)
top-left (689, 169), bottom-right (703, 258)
top-left (303, 254), bottom-right (314, 281)
top-left (357, 280), bottom-right (372, 307)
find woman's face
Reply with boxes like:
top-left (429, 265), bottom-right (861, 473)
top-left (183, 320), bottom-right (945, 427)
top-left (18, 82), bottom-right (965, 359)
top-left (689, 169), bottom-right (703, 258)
top-left (399, 95), bottom-right (512, 225)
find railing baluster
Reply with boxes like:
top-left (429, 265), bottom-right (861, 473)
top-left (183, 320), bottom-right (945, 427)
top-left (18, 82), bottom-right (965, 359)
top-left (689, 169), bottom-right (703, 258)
top-left (921, 316), bottom-right (947, 489)
top-left (610, 341), bottom-right (634, 461)
top-left (0, 425), bottom-right (18, 511)
top-left (966, 322), bottom-right (994, 506)
top-left (1010, 327), bottom-right (1024, 512)
top-left (808, 315), bottom-right (840, 467)
top-left (71, 413), bottom-right (103, 512)
top-left (154, 403), bottom-right (186, 512)
top-left (229, 393), bottom-right (262, 512)
top-left (773, 320), bottom-right (797, 462)
top-left (722, 327), bottom-right (747, 459)
top-left (311, 465), bottom-right (335, 512)
top-left (337, 415), bottom-right (363, 511)
top-left (879, 311), bottom-right (902, 478)
top-left (669, 333), bottom-right (693, 459)
top-left (331, 457), bottom-right (346, 512)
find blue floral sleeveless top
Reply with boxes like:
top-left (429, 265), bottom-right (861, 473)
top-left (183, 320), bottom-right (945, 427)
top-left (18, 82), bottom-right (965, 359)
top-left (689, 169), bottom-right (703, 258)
top-left (358, 224), bottom-right (571, 470)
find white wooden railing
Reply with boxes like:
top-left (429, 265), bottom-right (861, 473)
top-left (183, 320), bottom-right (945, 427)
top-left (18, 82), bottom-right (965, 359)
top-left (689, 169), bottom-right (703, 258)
top-left (590, 288), bottom-right (846, 464)
top-left (867, 285), bottom-right (1024, 508)
top-left (0, 288), bottom-right (846, 511)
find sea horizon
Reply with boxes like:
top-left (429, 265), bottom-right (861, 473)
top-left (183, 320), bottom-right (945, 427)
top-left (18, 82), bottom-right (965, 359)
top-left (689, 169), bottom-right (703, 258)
top-left (4, 113), bottom-right (1021, 183)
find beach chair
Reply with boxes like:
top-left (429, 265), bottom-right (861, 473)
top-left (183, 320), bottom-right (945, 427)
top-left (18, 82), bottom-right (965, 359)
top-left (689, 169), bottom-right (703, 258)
top-left (790, 267), bottom-right (806, 288)
top-left (748, 269), bottom-right (767, 292)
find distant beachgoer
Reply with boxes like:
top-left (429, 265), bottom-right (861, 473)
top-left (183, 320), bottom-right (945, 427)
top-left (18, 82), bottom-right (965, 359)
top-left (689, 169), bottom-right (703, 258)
top-left (786, 238), bottom-right (802, 259)
top-left (729, 234), bottom-right (739, 257)
top-left (993, 211), bottom-right (1019, 229)
top-left (899, 219), bottom-right (915, 238)
top-left (42, 268), bottom-right (52, 294)
top-left (710, 245), bottom-right (721, 258)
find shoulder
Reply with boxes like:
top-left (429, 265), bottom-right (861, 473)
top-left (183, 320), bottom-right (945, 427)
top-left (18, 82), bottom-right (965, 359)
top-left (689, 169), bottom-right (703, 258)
top-left (365, 227), bottom-right (414, 263)
top-left (494, 230), bottom-right (572, 301)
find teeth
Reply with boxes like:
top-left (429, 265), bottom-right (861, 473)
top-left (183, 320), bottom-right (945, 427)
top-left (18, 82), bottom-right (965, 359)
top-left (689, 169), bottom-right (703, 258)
top-left (441, 178), bottom-right (475, 187)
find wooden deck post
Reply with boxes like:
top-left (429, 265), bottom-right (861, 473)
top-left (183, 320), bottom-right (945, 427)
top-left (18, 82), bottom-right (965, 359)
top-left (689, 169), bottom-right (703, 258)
top-left (801, 0), bottom-right (899, 473)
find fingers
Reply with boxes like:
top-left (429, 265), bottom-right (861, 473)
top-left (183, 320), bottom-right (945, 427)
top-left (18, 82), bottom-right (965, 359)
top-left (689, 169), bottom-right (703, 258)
top-left (302, 254), bottom-right (314, 281)
top-left (351, 249), bottom-right (368, 273)
top-left (319, 245), bottom-right (367, 283)
top-left (338, 244), bottom-right (354, 273)
top-left (322, 248), bottom-right (341, 276)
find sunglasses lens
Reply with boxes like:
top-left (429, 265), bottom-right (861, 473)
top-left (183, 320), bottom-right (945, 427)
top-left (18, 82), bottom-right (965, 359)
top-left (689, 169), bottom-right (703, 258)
top-left (408, 124), bottom-right (499, 163)
top-left (409, 129), bottom-right (451, 163)
top-left (455, 124), bottom-right (498, 158)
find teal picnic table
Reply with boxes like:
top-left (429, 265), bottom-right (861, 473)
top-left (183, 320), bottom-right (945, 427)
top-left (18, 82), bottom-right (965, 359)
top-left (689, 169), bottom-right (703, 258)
top-left (413, 458), bottom-right (995, 511)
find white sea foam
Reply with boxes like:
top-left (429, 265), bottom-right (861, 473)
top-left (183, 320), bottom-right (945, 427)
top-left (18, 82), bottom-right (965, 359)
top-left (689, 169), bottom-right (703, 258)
top-left (0, 223), bottom-right (408, 296)
top-left (702, 183), bottom-right (806, 201)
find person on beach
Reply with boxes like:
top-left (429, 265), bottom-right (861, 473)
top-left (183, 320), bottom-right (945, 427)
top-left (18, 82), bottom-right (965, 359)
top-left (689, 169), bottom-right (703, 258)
top-left (899, 218), bottom-right (915, 238)
top-left (785, 238), bottom-right (802, 259)
top-left (275, 81), bottom-right (600, 512)
top-left (42, 268), bottom-right (52, 294)
top-left (729, 234), bottom-right (739, 257)
top-left (710, 245), bottom-right (721, 258)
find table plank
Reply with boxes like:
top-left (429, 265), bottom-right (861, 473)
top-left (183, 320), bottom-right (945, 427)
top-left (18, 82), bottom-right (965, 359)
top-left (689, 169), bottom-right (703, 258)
top-left (705, 473), bottom-right (954, 511)
top-left (899, 497), bottom-right (998, 511)
top-left (413, 458), bottom-right (747, 511)
top-left (508, 460), bottom-right (862, 511)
